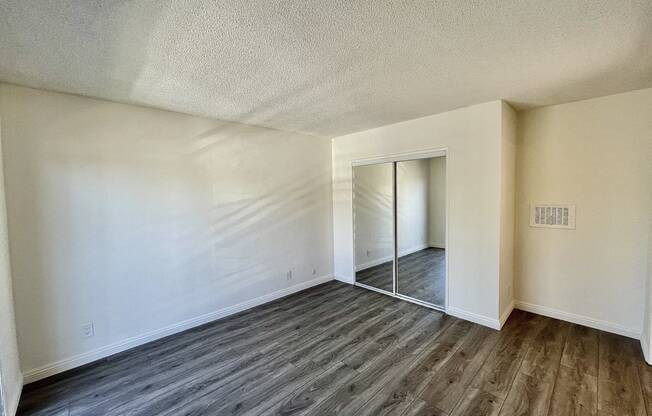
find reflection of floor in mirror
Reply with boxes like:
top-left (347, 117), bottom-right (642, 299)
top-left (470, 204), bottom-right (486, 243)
top-left (355, 248), bottom-right (445, 307)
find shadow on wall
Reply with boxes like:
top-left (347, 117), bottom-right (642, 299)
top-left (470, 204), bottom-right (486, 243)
top-left (1, 0), bottom-right (382, 372)
top-left (1, 87), bottom-right (333, 371)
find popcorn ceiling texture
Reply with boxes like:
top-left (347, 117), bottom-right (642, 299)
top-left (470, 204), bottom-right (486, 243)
top-left (0, 0), bottom-right (651, 137)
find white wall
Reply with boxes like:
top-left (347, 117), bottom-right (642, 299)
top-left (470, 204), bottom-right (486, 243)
top-left (499, 103), bottom-right (517, 322)
top-left (333, 101), bottom-right (516, 327)
top-left (0, 115), bottom-right (22, 416)
top-left (427, 157), bottom-right (446, 248)
top-left (0, 84), bottom-right (334, 382)
top-left (643, 144), bottom-right (652, 363)
top-left (353, 163), bottom-right (394, 269)
top-left (515, 88), bottom-right (652, 339)
top-left (397, 159), bottom-right (429, 254)
top-left (644, 221), bottom-right (652, 363)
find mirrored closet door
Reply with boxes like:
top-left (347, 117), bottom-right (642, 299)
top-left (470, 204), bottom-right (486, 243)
top-left (396, 156), bottom-right (446, 308)
top-left (353, 162), bottom-right (395, 294)
top-left (353, 153), bottom-right (447, 310)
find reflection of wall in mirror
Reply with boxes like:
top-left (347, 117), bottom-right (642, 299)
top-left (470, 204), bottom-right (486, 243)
top-left (428, 157), bottom-right (446, 248)
top-left (354, 164), bottom-right (394, 271)
top-left (397, 159), bottom-right (429, 255)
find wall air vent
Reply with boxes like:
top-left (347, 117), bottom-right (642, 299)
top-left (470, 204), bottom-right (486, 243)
top-left (529, 204), bottom-right (575, 229)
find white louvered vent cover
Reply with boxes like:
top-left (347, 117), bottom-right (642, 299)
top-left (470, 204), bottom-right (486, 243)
top-left (529, 204), bottom-right (576, 229)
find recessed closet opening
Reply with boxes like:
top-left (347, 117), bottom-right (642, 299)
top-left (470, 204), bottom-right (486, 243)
top-left (352, 149), bottom-right (448, 311)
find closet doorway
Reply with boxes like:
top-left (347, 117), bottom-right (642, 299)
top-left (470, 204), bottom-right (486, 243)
top-left (352, 150), bottom-right (447, 311)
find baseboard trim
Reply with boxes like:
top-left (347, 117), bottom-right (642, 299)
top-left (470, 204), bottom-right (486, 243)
top-left (22, 274), bottom-right (334, 384)
top-left (447, 307), bottom-right (501, 330)
top-left (499, 300), bottom-right (514, 329)
top-left (428, 243), bottom-right (445, 249)
top-left (355, 244), bottom-right (429, 272)
top-left (514, 300), bottom-right (641, 340)
top-left (355, 255), bottom-right (392, 272)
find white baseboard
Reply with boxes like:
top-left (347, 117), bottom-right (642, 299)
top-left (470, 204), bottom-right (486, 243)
top-left (355, 244), bottom-right (429, 272)
top-left (355, 255), bottom-right (393, 272)
top-left (514, 300), bottom-right (641, 340)
top-left (428, 242), bottom-right (445, 249)
top-left (499, 300), bottom-right (514, 329)
top-left (447, 307), bottom-right (501, 330)
top-left (22, 274), bottom-right (334, 384)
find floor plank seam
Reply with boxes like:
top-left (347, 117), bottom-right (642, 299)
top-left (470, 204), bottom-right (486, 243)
top-left (407, 322), bottom-right (475, 415)
top-left (447, 329), bottom-right (502, 416)
top-left (355, 317), bottom-right (460, 416)
top-left (278, 311), bottom-right (419, 415)
top-left (354, 312), bottom-right (461, 414)
top-left (636, 359), bottom-right (650, 416)
top-left (333, 313), bottom-right (456, 416)
top-left (229, 300), bottom-right (408, 415)
top-left (494, 324), bottom-right (536, 416)
top-left (259, 362), bottom-right (335, 416)
top-left (254, 301), bottom-right (422, 415)
top-left (543, 325), bottom-right (572, 416)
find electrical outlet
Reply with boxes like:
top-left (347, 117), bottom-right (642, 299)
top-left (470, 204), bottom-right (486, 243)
top-left (82, 323), bottom-right (94, 338)
top-left (286, 270), bottom-right (293, 281)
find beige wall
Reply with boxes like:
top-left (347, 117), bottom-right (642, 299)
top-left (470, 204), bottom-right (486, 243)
top-left (515, 88), bottom-right (652, 338)
top-left (333, 101), bottom-right (516, 328)
top-left (427, 157), bottom-right (446, 248)
top-left (499, 103), bottom-right (517, 323)
top-left (0, 115), bottom-right (22, 416)
top-left (0, 84), bottom-right (334, 382)
top-left (397, 159), bottom-right (430, 255)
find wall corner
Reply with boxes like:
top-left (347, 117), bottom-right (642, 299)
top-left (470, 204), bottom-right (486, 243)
top-left (498, 101), bottom-right (517, 323)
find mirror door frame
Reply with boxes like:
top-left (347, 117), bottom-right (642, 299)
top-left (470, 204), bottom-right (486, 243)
top-left (352, 147), bottom-right (449, 312)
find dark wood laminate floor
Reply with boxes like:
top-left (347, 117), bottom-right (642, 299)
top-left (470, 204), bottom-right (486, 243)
top-left (355, 259), bottom-right (394, 292)
top-left (18, 281), bottom-right (651, 416)
top-left (356, 248), bottom-right (445, 307)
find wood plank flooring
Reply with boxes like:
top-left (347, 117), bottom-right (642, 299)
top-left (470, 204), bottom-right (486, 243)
top-left (17, 281), bottom-right (650, 416)
top-left (356, 248), bottom-right (445, 307)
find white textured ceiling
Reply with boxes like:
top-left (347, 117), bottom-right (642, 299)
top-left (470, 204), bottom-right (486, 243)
top-left (1, 1), bottom-right (651, 137)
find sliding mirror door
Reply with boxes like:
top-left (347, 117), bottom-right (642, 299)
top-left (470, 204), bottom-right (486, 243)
top-left (396, 156), bottom-right (446, 308)
top-left (353, 162), bottom-right (394, 294)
